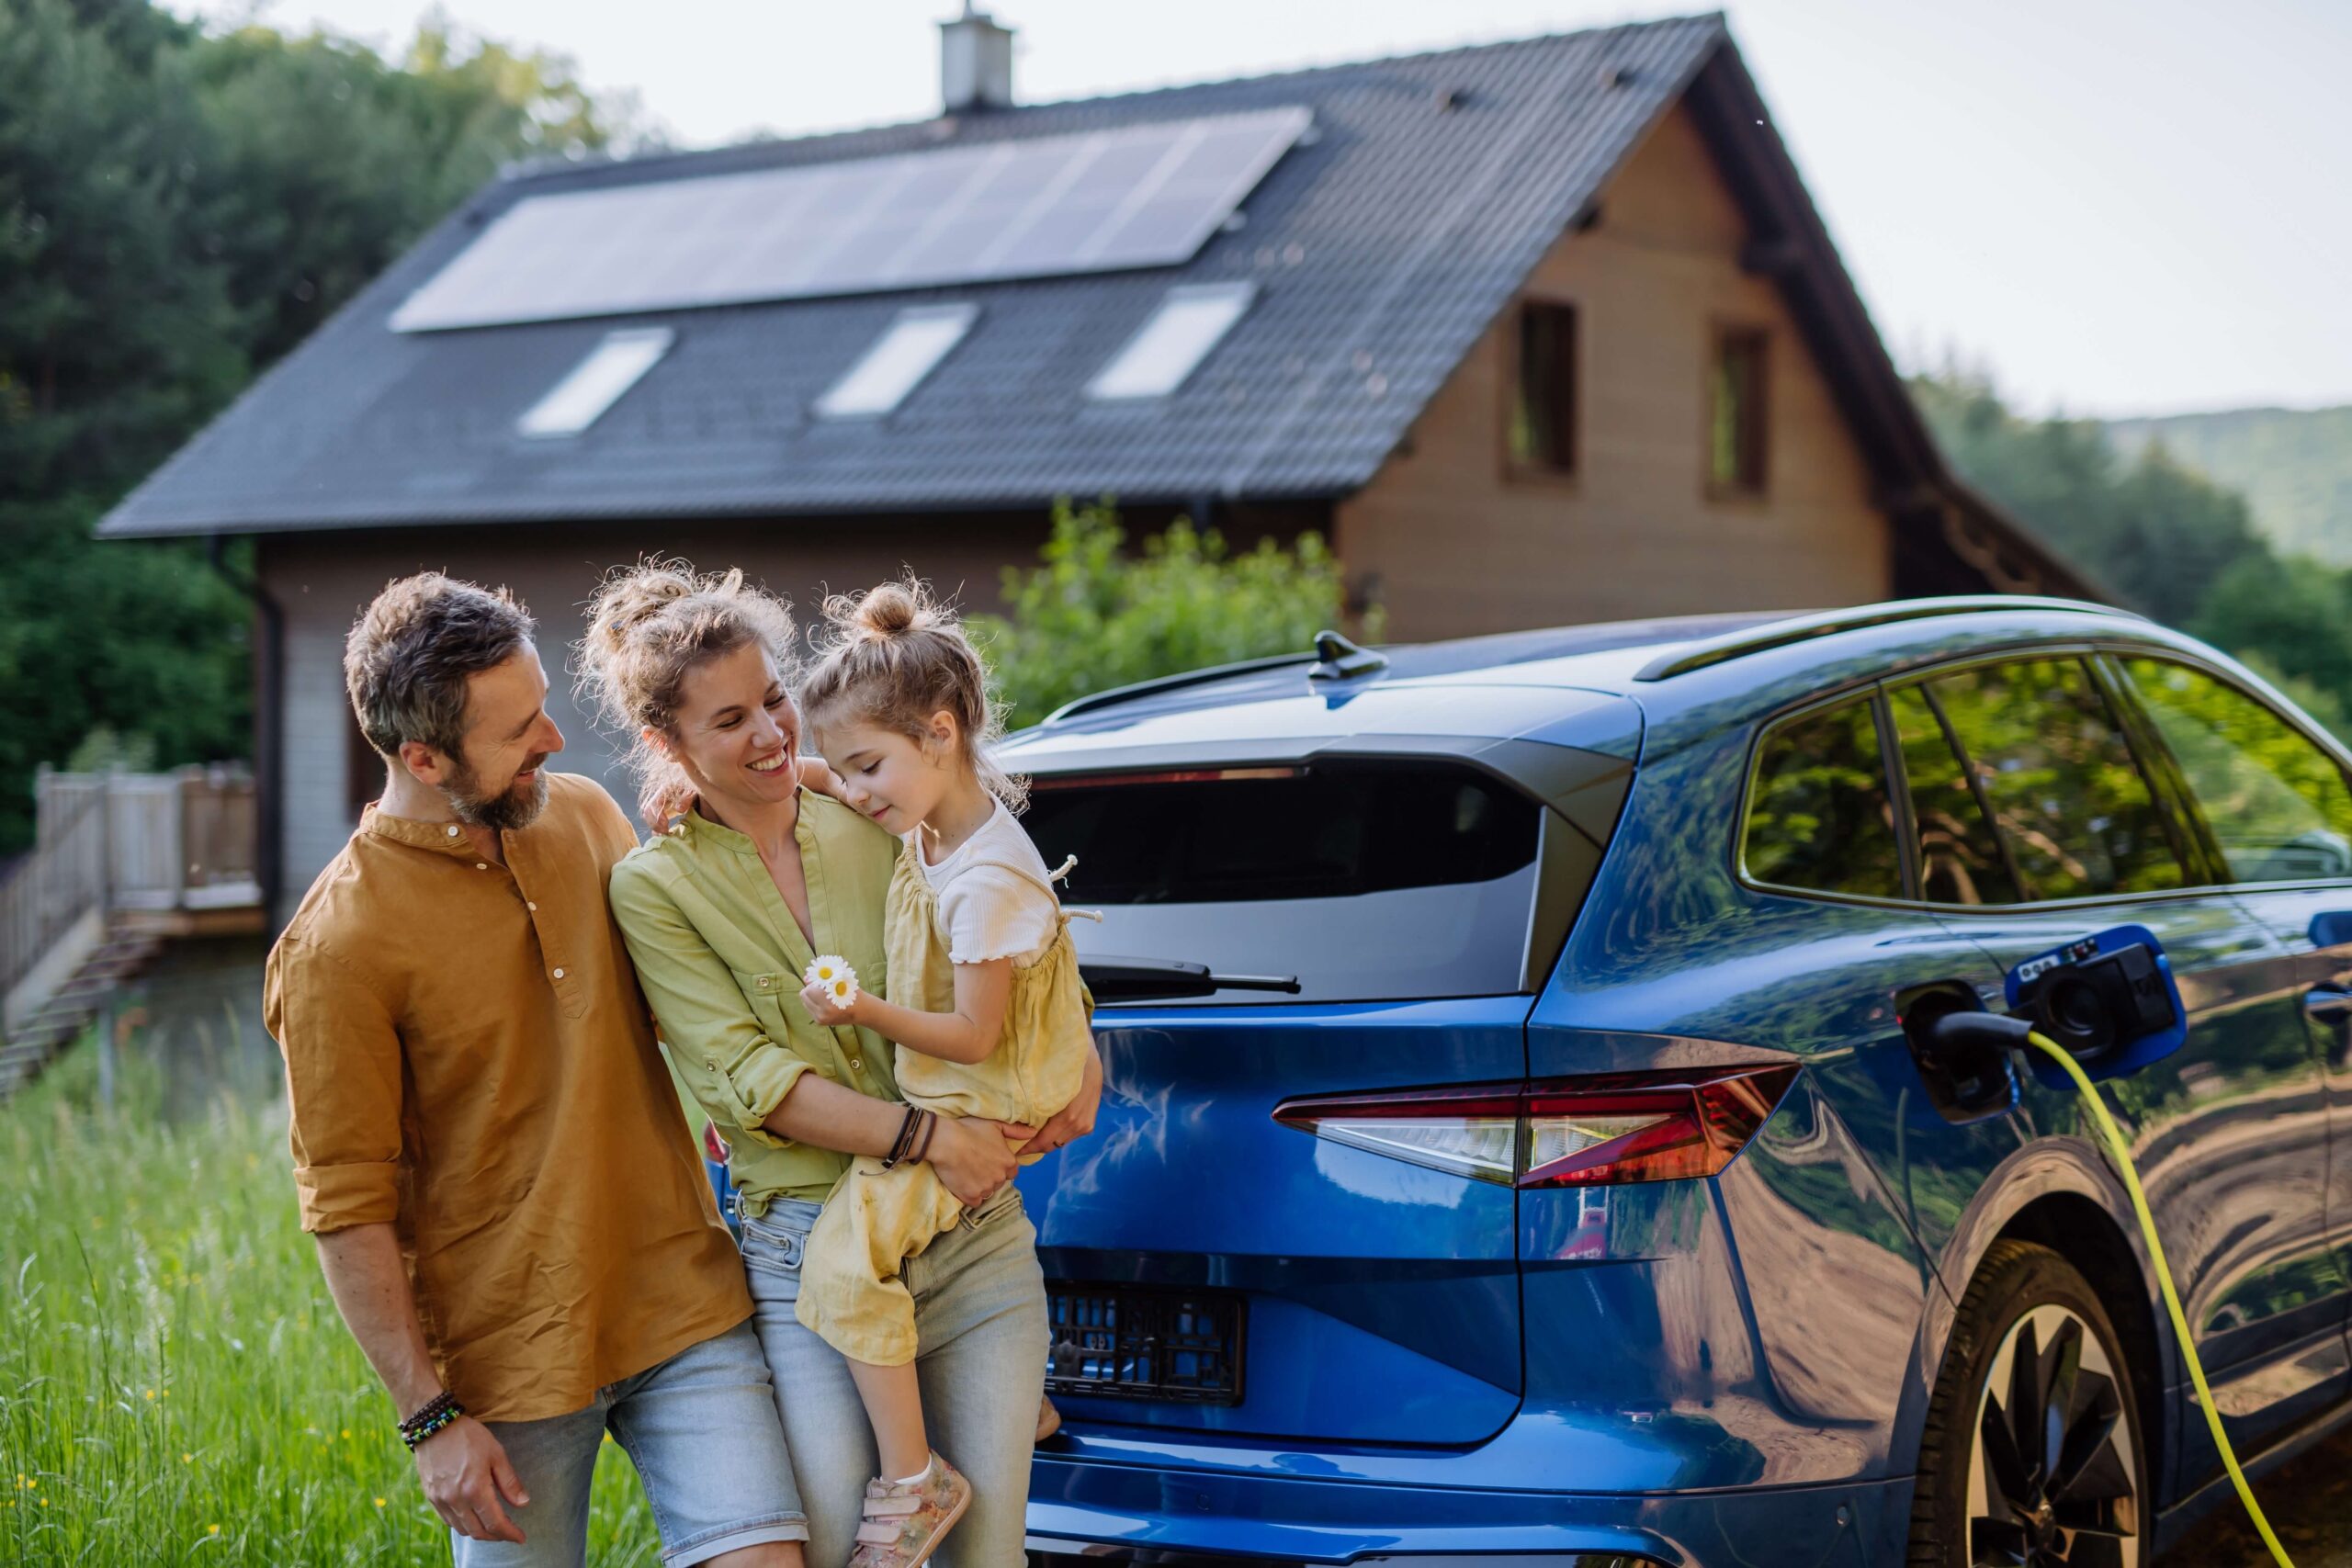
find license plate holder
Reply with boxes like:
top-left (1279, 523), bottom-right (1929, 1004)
top-left (1045, 1284), bottom-right (1244, 1405)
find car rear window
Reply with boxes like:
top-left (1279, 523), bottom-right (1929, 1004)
top-left (1742, 695), bottom-right (1903, 899)
top-left (1021, 762), bottom-right (1556, 1003)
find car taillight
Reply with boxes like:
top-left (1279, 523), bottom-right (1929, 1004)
top-left (1272, 1066), bottom-right (1798, 1188)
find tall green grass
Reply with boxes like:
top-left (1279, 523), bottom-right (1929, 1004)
top-left (0, 1033), bottom-right (662, 1565)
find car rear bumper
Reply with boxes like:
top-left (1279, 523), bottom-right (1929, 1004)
top-left (1027, 1452), bottom-right (1914, 1566)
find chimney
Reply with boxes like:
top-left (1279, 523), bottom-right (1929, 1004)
top-left (939, 4), bottom-right (1014, 114)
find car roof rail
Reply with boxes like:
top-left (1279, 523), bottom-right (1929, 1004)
top-left (1040, 649), bottom-right (1324, 725)
top-left (1632, 595), bottom-right (2138, 682)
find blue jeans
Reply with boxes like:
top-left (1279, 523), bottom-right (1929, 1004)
top-left (451, 1320), bottom-right (801, 1567)
top-left (740, 1186), bottom-right (1049, 1568)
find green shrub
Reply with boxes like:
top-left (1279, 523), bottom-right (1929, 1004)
top-left (973, 499), bottom-right (1378, 728)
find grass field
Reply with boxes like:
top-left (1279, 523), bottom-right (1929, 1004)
top-left (0, 1034), bottom-right (663, 1566)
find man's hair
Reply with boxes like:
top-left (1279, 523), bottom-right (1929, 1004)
top-left (345, 573), bottom-right (537, 761)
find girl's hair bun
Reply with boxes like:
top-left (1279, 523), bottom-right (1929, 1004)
top-left (852, 581), bottom-right (925, 638)
top-left (802, 575), bottom-right (1027, 811)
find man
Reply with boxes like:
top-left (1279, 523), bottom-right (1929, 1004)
top-left (266, 573), bottom-right (805, 1566)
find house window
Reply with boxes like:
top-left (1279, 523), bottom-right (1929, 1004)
top-left (1088, 283), bottom-right (1256, 401)
top-left (516, 327), bottom-right (673, 438)
top-left (816, 304), bottom-right (978, 419)
top-left (1709, 325), bottom-right (1769, 494)
top-left (1507, 301), bottom-right (1577, 475)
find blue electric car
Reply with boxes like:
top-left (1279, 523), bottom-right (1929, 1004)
top-left (1001, 596), bottom-right (2352, 1568)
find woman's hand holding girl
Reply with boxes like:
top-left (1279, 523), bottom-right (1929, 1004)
top-left (1019, 1038), bottom-right (1102, 1156)
top-left (924, 1113), bottom-right (1024, 1206)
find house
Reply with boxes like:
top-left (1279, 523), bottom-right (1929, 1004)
top-left (97, 9), bottom-right (2092, 922)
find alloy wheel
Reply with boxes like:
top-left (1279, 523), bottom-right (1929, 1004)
top-left (1963, 1303), bottom-right (2141, 1566)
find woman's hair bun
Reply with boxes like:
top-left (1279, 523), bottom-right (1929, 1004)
top-left (586, 561), bottom-right (708, 649)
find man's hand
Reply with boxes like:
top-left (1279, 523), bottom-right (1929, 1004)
top-left (415, 1416), bottom-right (530, 1543)
top-left (925, 1112), bottom-right (1023, 1207)
top-left (1021, 1038), bottom-right (1103, 1156)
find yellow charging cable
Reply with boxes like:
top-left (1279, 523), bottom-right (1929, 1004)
top-left (2022, 1028), bottom-right (2295, 1568)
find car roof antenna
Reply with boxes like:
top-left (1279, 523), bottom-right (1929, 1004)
top-left (1308, 629), bottom-right (1388, 682)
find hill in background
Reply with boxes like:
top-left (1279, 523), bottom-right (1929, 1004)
top-left (2104, 405), bottom-right (2352, 564)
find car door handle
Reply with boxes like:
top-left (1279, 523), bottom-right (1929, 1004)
top-left (2303, 985), bottom-right (2352, 1021)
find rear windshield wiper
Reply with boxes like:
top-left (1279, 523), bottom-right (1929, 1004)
top-left (1079, 955), bottom-right (1303, 1003)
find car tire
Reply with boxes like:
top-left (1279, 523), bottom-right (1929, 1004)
top-left (1907, 1238), bottom-right (2149, 1567)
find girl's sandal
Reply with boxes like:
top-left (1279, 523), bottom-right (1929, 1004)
top-left (845, 1451), bottom-right (971, 1568)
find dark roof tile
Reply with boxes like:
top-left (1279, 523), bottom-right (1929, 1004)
top-left (100, 17), bottom-right (1726, 536)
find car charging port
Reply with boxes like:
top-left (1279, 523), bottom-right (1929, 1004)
top-left (1897, 926), bottom-right (2186, 1124)
top-left (1897, 980), bottom-right (2018, 1124)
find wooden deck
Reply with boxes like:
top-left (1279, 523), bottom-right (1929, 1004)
top-left (1, 766), bottom-right (262, 1092)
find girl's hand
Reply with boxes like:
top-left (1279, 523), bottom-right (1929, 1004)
top-left (925, 1114), bottom-right (1022, 1207)
top-left (799, 978), bottom-right (858, 1027)
top-left (1021, 1037), bottom-right (1103, 1156)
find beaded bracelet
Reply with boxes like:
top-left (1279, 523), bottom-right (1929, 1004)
top-left (400, 1391), bottom-right (464, 1451)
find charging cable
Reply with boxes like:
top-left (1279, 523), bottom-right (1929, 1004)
top-left (2021, 1028), bottom-right (2294, 1566)
top-left (1937, 1011), bottom-right (2295, 1565)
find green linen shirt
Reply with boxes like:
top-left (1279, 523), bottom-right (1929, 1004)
top-left (608, 789), bottom-right (902, 1215)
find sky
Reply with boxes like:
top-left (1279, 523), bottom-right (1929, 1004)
top-left (179, 0), bottom-right (2352, 419)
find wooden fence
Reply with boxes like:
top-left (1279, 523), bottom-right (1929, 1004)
top-left (1, 767), bottom-right (259, 1002)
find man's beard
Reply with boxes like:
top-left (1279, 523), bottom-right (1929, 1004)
top-left (442, 753), bottom-right (550, 832)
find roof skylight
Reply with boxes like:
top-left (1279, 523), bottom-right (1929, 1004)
top-left (1087, 282), bottom-right (1255, 401)
top-left (515, 328), bottom-right (673, 438)
top-left (815, 305), bottom-right (978, 420)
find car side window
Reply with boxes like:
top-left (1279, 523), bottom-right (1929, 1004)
top-left (1926, 656), bottom-right (2185, 901)
top-left (1886, 683), bottom-right (2018, 906)
top-left (2119, 657), bottom-right (2352, 884)
top-left (1743, 695), bottom-right (1903, 899)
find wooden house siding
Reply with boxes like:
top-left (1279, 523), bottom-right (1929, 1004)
top-left (1335, 105), bottom-right (1888, 641)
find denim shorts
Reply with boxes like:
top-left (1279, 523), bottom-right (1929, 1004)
top-left (451, 1319), bottom-right (803, 1568)
top-left (740, 1185), bottom-right (1048, 1568)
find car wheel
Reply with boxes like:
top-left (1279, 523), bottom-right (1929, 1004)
top-left (1909, 1238), bottom-right (2147, 1567)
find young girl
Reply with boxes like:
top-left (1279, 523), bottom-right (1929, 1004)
top-left (794, 580), bottom-right (1093, 1568)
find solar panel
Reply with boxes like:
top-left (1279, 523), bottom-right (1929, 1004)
top-left (391, 107), bottom-right (1311, 333)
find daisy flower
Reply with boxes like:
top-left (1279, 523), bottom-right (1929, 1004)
top-left (804, 955), bottom-right (859, 1006)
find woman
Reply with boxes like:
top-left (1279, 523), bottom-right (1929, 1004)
top-left (576, 559), bottom-right (1100, 1568)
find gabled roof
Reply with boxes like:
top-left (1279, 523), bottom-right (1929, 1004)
top-left (94, 14), bottom-right (2095, 605)
top-left (99, 17), bottom-right (1731, 536)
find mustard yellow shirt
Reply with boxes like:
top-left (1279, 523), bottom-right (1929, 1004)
top-left (265, 773), bottom-right (750, 1421)
top-left (608, 789), bottom-right (902, 1215)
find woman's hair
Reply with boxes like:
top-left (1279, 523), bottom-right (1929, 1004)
top-left (798, 578), bottom-right (1025, 811)
top-left (575, 558), bottom-right (798, 829)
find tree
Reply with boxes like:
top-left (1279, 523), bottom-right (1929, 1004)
top-left (972, 500), bottom-right (1377, 729)
top-left (0, 0), bottom-right (631, 852)
top-left (1912, 369), bottom-right (2352, 745)
top-left (1912, 373), bottom-right (2264, 627)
